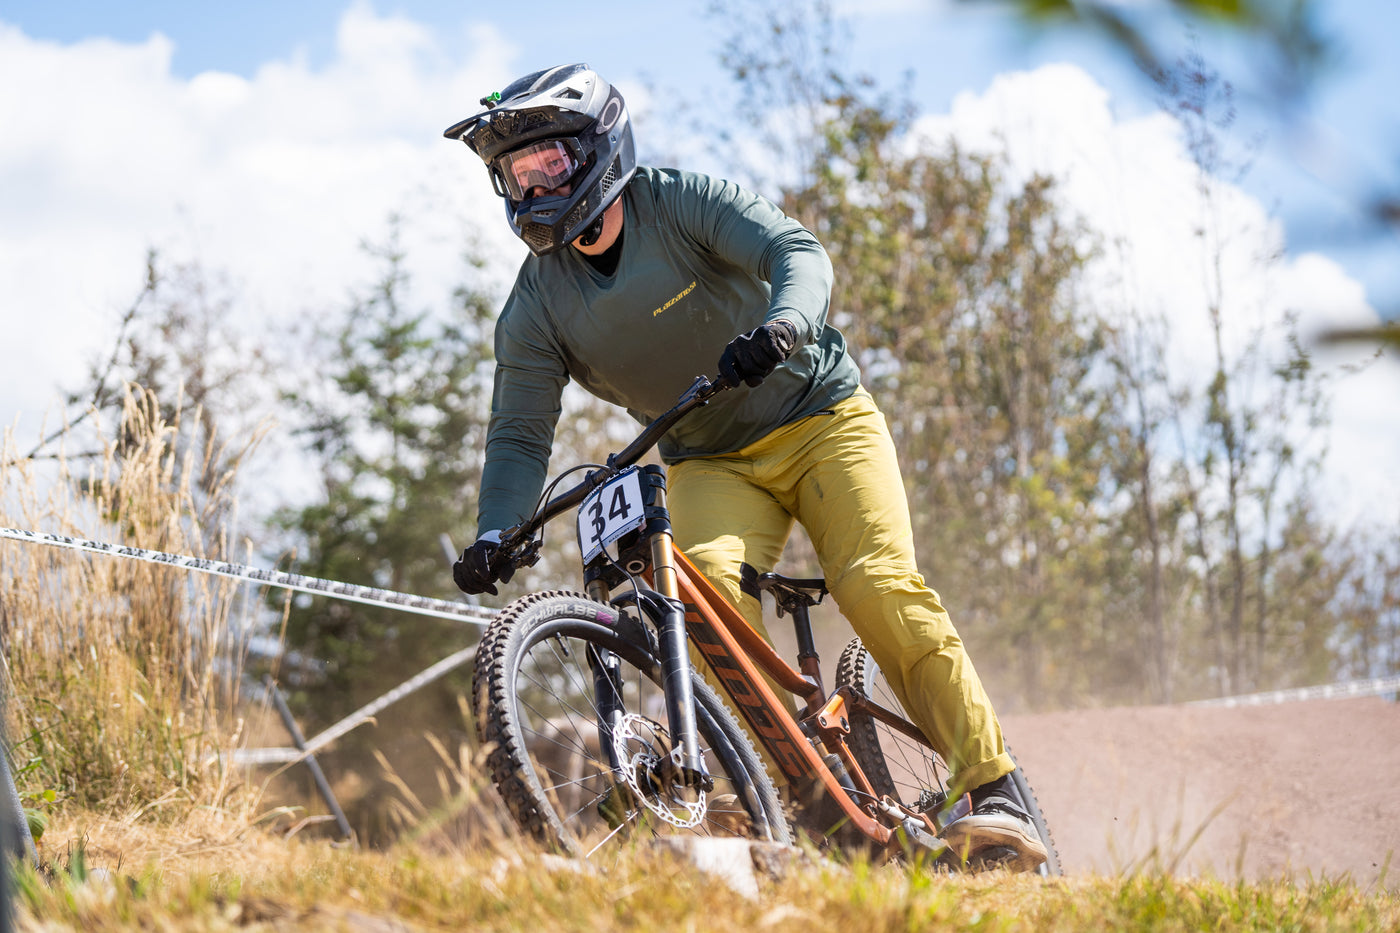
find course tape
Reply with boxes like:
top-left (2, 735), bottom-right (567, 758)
top-left (234, 644), bottom-right (481, 764)
top-left (1188, 675), bottom-right (1400, 707)
top-left (0, 526), bottom-right (497, 626)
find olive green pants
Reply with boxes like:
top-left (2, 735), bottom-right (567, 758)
top-left (669, 389), bottom-right (1014, 796)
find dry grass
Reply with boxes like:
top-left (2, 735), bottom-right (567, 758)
top-left (12, 809), bottom-right (1399, 932)
top-left (2, 386), bottom-right (263, 820)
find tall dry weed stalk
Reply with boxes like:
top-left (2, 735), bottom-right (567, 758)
top-left (1, 385), bottom-right (264, 820)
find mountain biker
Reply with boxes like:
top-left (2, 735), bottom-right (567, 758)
top-left (443, 63), bottom-right (1047, 872)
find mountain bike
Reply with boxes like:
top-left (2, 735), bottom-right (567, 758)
top-left (471, 375), bottom-right (1060, 872)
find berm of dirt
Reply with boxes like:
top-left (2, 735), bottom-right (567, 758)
top-left (1003, 696), bottom-right (1400, 888)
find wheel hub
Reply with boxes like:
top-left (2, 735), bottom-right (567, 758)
top-left (611, 713), bottom-right (706, 828)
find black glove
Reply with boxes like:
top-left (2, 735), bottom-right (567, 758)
top-left (718, 320), bottom-right (798, 388)
top-left (452, 531), bottom-right (516, 596)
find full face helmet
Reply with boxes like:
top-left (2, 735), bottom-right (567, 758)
top-left (444, 63), bottom-right (636, 256)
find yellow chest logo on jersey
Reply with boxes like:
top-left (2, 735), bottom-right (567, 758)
top-left (652, 281), bottom-right (698, 318)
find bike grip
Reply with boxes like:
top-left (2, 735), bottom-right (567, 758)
top-left (488, 544), bottom-right (517, 584)
top-left (707, 372), bottom-right (739, 393)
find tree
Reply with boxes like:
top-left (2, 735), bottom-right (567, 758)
top-left (703, 2), bottom-right (1374, 709)
top-left (711, 1), bottom-right (1130, 709)
top-left (271, 225), bottom-right (497, 711)
top-left (257, 225), bottom-right (506, 841)
top-left (1161, 51), bottom-right (1334, 696)
top-left (793, 124), bottom-right (1119, 710)
top-left (978, 0), bottom-right (1331, 103)
top-left (1330, 528), bottom-right (1400, 680)
top-left (1102, 305), bottom-right (1185, 702)
top-left (21, 252), bottom-right (272, 540)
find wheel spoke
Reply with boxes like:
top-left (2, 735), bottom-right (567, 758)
top-left (834, 636), bottom-right (1059, 872)
top-left (476, 595), bottom-right (788, 854)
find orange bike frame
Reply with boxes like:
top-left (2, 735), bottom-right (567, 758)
top-left (668, 551), bottom-right (900, 845)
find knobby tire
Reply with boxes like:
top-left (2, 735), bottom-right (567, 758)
top-left (473, 591), bottom-right (791, 856)
top-left (834, 636), bottom-right (1062, 875)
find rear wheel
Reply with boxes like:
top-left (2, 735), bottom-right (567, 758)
top-left (834, 637), bottom-right (1061, 875)
top-left (473, 591), bottom-right (791, 856)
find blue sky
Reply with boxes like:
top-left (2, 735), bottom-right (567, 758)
top-left (1, 0), bottom-right (1395, 523)
top-left (7, 0), bottom-right (1396, 311)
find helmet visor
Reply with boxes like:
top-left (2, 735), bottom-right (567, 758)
top-left (492, 138), bottom-right (586, 200)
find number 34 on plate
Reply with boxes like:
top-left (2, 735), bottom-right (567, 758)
top-left (577, 467), bottom-right (647, 562)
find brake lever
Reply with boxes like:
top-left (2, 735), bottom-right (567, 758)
top-left (495, 523), bottom-right (541, 574)
top-left (515, 537), bottom-right (542, 569)
top-left (687, 373), bottom-right (734, 401)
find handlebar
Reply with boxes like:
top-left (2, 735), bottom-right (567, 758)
top-left (493, 374), bottom-right (732, 566)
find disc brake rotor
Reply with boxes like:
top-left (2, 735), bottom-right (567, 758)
top-left (611, 712), bottom-right (706, 828)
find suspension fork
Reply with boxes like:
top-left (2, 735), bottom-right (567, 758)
top-left (643, 467), bottom-right (708, 788)
top-left (586, 645), bottom-right (626, 769)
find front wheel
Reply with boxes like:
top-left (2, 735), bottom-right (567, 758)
top-left (473, 591), bottom-right (791, 856)
top-left (834, 637), bottom-right (1061, 875)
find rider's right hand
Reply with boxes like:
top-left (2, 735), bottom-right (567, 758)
top-left (453, 530), bottom-right (516, 596)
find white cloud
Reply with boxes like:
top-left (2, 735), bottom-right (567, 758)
top-left (3, 17), bottom-right (1393, 533)
top-left (912, 63), bottom-right (1399, 527)
top-left (0, 6), bottom-right (527, 444)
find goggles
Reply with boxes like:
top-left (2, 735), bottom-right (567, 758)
top-left (491, 138), bottom-right (586, 201)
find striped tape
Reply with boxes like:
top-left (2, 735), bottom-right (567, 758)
top-left (0, 526), bottom-right (497, 625)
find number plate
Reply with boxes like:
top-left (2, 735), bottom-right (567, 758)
top-left (577, 467), bottom-right (646, 563)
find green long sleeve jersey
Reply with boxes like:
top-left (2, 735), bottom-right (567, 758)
top-left (478, 166), bottom-right (861, 535)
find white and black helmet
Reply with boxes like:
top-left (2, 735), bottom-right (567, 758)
top-left (444, 63), bottom-right (636, 256)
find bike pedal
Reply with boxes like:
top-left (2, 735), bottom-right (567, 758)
top-left (965, 845), bottom-right (1021, 873)
top-left (898, 816), bottom-right (947, 856)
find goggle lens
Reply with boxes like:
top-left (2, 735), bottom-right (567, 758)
top-left (495, 139), bottom-right (583, 200)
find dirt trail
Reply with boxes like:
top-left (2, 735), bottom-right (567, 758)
top-left (1002, 696), bottom-right (1400, 888)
